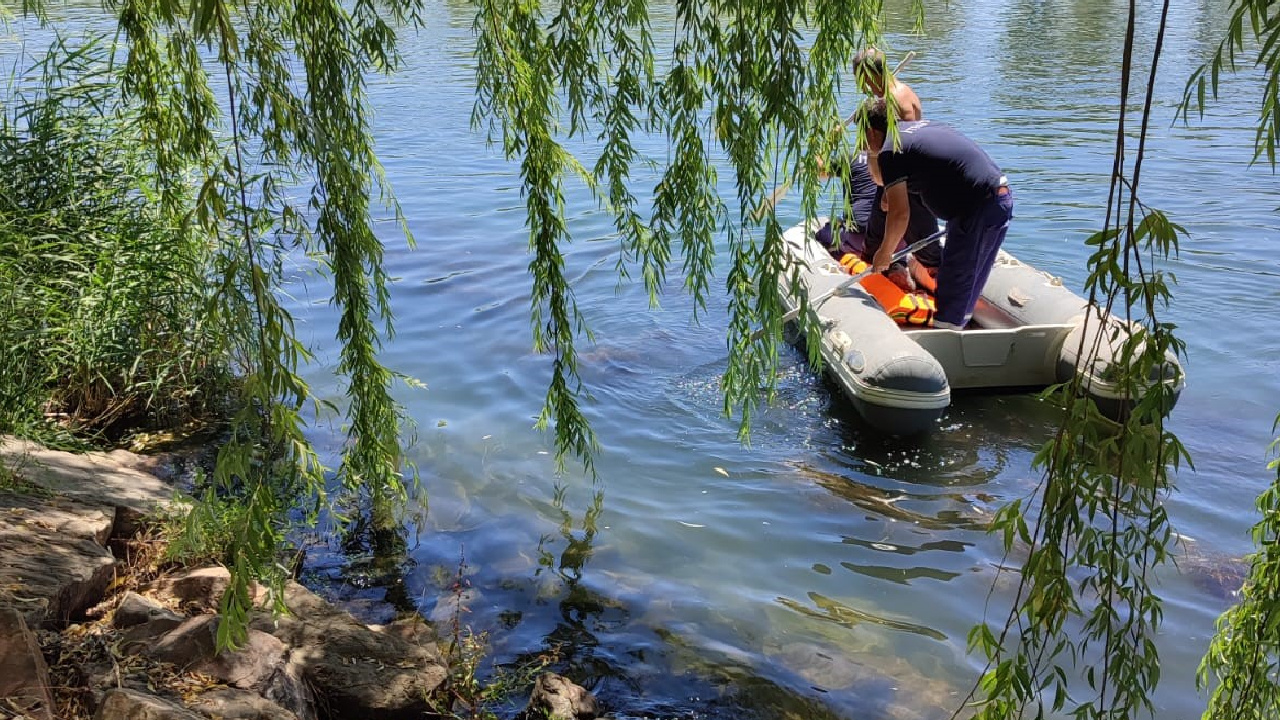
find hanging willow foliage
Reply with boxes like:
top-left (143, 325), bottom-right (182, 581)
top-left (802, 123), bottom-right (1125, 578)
top-left (473, 0), bottom-right (910, 453)
top-left (961, 1), bottom-right (1192, 718)
top-left (95, 0), bottom-right (423, 647)
top-left (1184, 1), bottom-right (1280, 716)
top-left (5, 0), bottom-right (1276, 704)
top-left (1198, 414), bottom-right (1280, 719)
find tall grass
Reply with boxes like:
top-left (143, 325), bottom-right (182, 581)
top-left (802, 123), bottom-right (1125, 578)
top-left (0, 35), bottom-right (228, 445)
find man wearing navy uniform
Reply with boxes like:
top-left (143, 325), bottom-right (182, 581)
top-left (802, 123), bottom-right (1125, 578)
top-left (816, 152), bottom-right (941, 291)
top-left (861, 98), bottom-right (1014, 329)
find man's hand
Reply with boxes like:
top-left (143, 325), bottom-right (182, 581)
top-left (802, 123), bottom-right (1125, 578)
top-left (872, 245), bottom-right (895, 274)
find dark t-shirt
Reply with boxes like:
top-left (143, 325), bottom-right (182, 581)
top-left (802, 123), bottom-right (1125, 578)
top-left (867, 188), bottom-right (941, 248)
top-left (877, 120), bottom-right (1004, 221)
top-left (832, 152), bottom-right (879, 231)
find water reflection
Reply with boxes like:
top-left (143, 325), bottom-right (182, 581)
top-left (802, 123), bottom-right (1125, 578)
top-left (519, 485), bottom-right (634, 687)
top-left (261, 0), bottom-right (1280, 717)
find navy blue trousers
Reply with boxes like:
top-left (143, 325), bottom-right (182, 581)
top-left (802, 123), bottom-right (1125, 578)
top-left (934, 191), bottom-right (1014, 328)
top-left (815, 220), bottom-right (867, 260)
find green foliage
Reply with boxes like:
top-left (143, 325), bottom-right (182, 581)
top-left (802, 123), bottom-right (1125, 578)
top-left (0, 36), bottom-right (225, 445)
top-left (431, 553), bottom-right (555, 720)
top-left (1198, 414), bottom-right (1280, 719)
top-left (1181, 1), bottom-right (1280, 716)
top-left (2, 0), bottom-right (423, 648)
top-left (965, 3), bottom-right (1194, 719)
top-left (473, 0), bottom-right (907, 449)
top-left (89, 0), bottom-right (425, 648)
top-left (1179, 0), bottom-right (1280, 165)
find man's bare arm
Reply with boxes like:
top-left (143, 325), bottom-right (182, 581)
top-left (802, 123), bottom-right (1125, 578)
top-left (873, 181), bottom-right (910, 272)
top-left (867, 149), bottom-right (885, 186)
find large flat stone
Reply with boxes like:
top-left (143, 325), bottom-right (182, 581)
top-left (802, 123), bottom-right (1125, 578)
top-left (114, 591), bottom-right (184, 629)
top-left (1, 437), bottom-right (177, 538)
top-left (0, 495), bottom-right (116, 628)
top-left (188, 688), bottom-right (301, 720)
top-left (146, 566), bottom-right (231, 613)
top-left (250, 582), bottom-right (447, 720)
top-left (144, 616), bottom-right (316, 720)
top-left (95, 688), bottom-right (203, 720)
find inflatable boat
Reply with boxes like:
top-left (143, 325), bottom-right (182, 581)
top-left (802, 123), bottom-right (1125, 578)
top-left (778, 220), bottom-right (1186, 435)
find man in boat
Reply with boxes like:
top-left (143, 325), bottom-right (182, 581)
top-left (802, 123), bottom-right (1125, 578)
top-left (826, 48), bottom-right (942, 283)
top-left (854, 47), bottom-right (923, 122)
top-left (861, 98), bottom-right (1014, 329)
top-left (814, 152), bottom-right (876, 259)
top-left (816, 153), bottom-right (936, 292)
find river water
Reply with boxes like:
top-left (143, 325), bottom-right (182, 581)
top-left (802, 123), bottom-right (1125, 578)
top-left (14, 0), bottom-right (1279, 717)
top-left (292, 1), bottom-right (1279, 718)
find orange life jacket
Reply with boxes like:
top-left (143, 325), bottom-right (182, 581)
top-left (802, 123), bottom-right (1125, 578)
top-left (837, 253), bottom-right (937, 327)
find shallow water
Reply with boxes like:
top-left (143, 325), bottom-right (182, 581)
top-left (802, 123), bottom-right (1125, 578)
top-left (10, 0), bottom-right (1280, 716)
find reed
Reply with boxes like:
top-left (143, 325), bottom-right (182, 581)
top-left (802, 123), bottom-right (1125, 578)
top-left (0, 36), bottom-right (228, 445)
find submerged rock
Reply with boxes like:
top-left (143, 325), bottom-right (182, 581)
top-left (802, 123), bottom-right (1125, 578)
top-left (765, 641), bottom-right (865, 690)
top-left (1177, 543), bottom-right (1250, 602)
top-left (518, 673), bottom-right (601, 720)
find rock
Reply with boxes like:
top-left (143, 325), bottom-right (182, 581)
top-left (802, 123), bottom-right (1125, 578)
top-left (427, 587), bottom-right (481, 625)
top-left (114, 591), bottom-right (184, 629)
top-left (766, 641), bottom-right (863, 690)
top-left (1178, 545), bottom-right (1249, 602)
top-left (0, 437), bottom-right (177, 540)
top-left (145, 616), bottom-right (220, 669)
top-left (251, 582), bottom-right (446, 720)
top-left (1, 489), bottom-right (115, 545)
top-left (145, 616), bottom-right (315, 720)
top-left (148, 566), bottom-right (231, 613)
top-left (519, 673), bottom-right (600, 720)
top-left (0, 607), bottom-right (56, 720)
top-left (0, 494), bottom-right (116, 628)
top-left (95, 688), bottom-right (203, 720)
top-left (188, 688), bottom-right (300, 720)
top-left (370, 615), bottom-right (437, 646)
top-left (121, 616), bottom-right (188, 649)
top-left (1, 436), bottom-right (185, 628)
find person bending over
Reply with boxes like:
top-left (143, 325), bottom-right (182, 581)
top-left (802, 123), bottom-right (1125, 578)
top-left (861, 98), bottom-right (1014, 329)
top-left (851, 48), bottom-right (941, 273)
top-left (817, 152), bottom-right (937, 291)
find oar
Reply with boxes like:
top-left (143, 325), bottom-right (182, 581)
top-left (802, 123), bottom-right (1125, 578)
top-left (749, 227), bottom-right (945, 342)
top-left (752, 51), bottom-right (917, 221)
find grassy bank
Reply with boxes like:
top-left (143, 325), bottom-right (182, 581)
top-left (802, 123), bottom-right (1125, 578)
top-left (0, 37), bottom-right (229, 448)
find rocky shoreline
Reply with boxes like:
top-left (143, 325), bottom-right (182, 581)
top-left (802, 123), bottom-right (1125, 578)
top-left (0, 438), bottom-right (601, 720)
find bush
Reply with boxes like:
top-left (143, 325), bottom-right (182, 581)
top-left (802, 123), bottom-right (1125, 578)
top-left (0, 35), bottom-right (228, 444)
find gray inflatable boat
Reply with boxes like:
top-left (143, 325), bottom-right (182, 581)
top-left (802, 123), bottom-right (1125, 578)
top-left (778, 220), bottom-right (1186, 435)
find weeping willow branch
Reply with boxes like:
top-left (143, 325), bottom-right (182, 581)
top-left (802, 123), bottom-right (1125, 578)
top-left (473, 0), bottom-right (897, 453)
top-left (1176, 2), bottom-right (1280, 715)
top-left (964, 1), bottom-right (1191, 718)
top-left (1179, 0), bottom-right (1280, 165)
top-left (87, 0), bottom-right (424, 647)
top-left (1198, 413), bottom-right (1280, 719)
